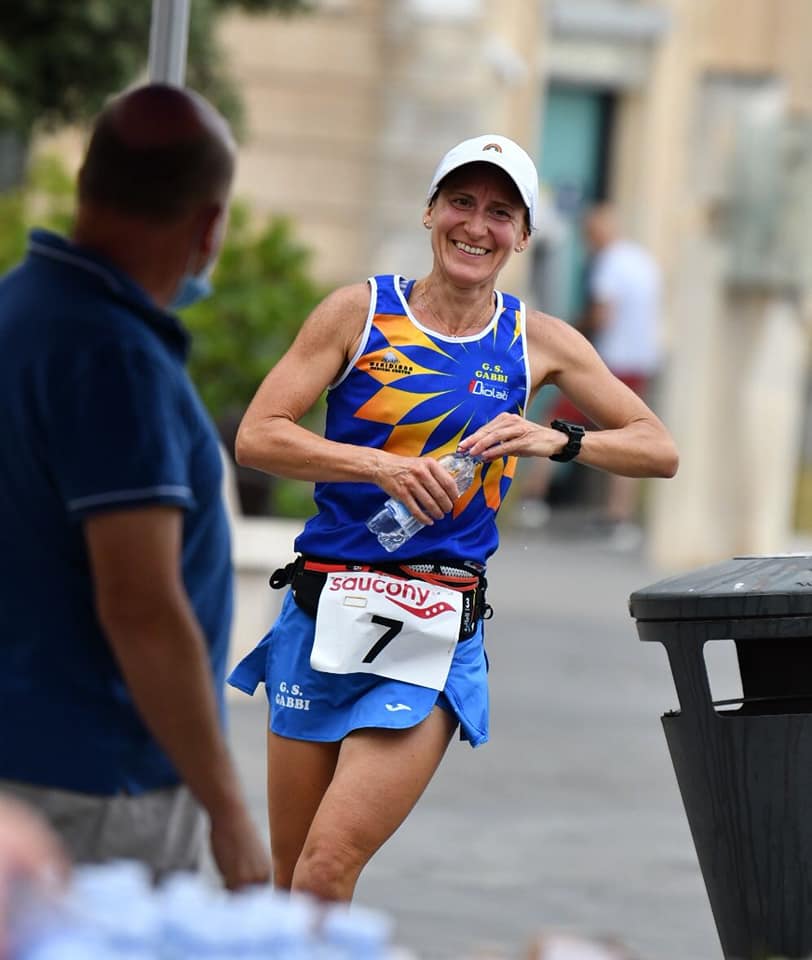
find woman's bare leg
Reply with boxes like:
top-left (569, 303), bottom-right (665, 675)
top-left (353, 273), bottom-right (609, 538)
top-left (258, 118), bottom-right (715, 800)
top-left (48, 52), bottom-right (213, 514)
top-left (266, 731), bottom-right (340, 889)
top-left (291, 707), bottom-right (457, 901)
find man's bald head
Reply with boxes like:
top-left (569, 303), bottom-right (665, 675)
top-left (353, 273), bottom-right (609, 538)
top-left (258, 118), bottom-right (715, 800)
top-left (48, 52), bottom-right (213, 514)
top-left (78, 84), bottom-right (236, 222)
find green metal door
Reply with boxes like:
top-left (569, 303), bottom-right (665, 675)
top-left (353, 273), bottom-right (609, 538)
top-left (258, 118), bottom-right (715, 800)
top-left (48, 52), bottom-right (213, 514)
top-left (528, 84), bottom-right (615, 501)
top-left (537, 84), bottom-right (614, 323)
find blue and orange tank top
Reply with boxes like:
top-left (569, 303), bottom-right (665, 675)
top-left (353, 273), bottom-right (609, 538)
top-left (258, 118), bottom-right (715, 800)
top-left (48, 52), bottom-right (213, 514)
top-left (295, 274), bottom-right (531, 565)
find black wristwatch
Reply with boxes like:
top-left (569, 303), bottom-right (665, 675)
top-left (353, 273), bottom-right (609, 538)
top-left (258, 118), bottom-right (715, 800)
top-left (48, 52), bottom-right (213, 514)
top-left (549, 419), bottom-right (585, 462)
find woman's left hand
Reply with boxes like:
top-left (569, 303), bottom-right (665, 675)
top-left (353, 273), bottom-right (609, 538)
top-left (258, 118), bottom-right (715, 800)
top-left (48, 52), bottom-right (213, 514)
top-left (458, 413), bottom-right (567, 462)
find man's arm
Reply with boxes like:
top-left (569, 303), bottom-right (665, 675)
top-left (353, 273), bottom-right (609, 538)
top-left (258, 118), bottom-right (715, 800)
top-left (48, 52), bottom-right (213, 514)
top-left (84, 505), bottom-right (269, 890)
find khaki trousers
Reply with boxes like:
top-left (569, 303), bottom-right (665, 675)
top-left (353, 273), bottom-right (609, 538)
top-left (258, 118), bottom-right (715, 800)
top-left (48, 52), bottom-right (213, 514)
top-left (0, 779), bottom-right (205, 881)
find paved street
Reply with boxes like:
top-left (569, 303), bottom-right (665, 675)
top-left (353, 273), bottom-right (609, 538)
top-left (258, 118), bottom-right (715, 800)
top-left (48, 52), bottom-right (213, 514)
top-left (227, 525), bottom-right (724, 960)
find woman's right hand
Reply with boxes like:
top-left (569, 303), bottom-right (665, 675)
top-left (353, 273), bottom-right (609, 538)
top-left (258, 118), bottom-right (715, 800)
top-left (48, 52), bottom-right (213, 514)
top-left (375, 454), bottom-right (462, 525)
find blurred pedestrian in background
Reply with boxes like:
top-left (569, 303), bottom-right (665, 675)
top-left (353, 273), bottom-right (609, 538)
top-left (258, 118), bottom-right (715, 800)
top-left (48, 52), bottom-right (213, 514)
top-left (518, 203), bottom-right (663, 550)
top-left (0, 83), bottom-right (269, 890)
top-left (228, 135), bottom-right (677, 902)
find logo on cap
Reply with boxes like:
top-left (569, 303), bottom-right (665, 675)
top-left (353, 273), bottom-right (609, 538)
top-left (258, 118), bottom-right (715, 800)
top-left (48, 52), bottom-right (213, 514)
top-left (482, 143), bottom-right (503, 153)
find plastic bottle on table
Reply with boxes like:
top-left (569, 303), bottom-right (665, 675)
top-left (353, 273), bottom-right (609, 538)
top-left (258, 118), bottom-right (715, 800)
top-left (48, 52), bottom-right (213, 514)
top-left (16, 929), bottom-right (118, 960)
top-left (68, 861), bottom-right (158, 959)
top-left (15, 861), bottom-right (155, 960)
top-left (318, 902), bottom-right (394, 959)
top-left (365, 450), bottom-right (480, 553)
top-left (160, 877), bottom-right (317, 960)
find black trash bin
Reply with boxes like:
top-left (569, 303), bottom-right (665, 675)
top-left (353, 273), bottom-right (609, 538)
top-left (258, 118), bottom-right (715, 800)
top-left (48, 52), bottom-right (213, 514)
top-left (629, 554), bottom-right (812, 960)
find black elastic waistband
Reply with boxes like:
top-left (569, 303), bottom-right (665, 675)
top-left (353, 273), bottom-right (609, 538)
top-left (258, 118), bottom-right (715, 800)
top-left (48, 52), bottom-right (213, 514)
top-left (269, 554), bottom-right (492, 640)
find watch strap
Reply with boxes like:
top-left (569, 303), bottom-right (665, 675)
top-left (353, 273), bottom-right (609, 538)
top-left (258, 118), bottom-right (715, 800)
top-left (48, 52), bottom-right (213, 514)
top-left (549, 419), bottom-right (585, 463)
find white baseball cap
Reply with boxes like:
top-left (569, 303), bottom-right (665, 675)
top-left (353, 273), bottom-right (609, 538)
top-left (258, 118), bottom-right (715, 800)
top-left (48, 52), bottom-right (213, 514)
top-left (426, 134), bottom-right (539, 232)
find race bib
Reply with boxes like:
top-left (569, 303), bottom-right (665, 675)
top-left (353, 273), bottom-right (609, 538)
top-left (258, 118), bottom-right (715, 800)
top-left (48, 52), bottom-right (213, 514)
top-left (311, 571), bottom-right (463, 690)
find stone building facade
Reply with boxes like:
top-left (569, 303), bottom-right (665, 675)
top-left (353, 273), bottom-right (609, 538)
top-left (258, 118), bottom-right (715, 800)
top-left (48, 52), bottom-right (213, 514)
top-left (219, 0), bottom-right (812, 568)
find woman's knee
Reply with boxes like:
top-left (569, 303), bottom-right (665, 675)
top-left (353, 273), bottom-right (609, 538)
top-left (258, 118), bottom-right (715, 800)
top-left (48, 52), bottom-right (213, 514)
top-left (291, 833), bottom-right (368, 902)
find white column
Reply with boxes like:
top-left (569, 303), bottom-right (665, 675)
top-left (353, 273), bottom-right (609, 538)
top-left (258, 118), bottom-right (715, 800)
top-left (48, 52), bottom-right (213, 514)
top-left (648, 234), bottom-right (731, 569)
top-left (148, 0), bottom-right (191, 86)
top-left (737, 297), bottom-right (809, 553)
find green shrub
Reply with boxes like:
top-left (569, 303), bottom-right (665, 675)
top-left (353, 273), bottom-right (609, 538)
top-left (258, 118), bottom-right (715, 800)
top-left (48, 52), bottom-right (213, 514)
top-left (0, 154), bottom-right (73, 273)
top-left (184, 204), bottom-right (324, 424)
top-left (184, 203), bottom-right (327, 518)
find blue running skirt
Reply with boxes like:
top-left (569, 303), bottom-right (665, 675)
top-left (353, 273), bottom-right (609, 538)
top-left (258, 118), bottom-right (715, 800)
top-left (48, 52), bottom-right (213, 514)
top-left (228, 591), bottom-right (489, 747)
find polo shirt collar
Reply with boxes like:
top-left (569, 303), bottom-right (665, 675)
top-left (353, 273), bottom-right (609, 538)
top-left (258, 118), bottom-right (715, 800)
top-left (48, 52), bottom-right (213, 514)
top-left (27, 229), bottom-right (191, 359)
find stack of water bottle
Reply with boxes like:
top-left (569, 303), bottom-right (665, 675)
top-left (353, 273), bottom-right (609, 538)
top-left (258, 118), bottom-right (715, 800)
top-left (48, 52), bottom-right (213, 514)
top-left (9, 861), bottom-right (412, 959)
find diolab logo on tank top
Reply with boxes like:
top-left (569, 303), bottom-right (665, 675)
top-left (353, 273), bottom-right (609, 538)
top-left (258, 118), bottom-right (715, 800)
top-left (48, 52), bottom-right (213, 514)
top-left (469, 361), bottom-right (510, 401)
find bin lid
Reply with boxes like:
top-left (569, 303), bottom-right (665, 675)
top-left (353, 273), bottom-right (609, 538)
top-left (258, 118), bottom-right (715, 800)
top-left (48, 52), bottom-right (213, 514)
top-left (629, 554), bottom-right (812, 621)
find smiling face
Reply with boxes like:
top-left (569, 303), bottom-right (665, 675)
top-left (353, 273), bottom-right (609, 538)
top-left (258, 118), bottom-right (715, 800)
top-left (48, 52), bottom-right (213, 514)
top-left (425, 162), bottom-right (530, 289)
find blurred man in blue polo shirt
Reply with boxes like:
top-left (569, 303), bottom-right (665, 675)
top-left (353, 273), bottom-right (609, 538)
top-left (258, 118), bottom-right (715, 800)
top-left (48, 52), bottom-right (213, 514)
top-left (0, 84), bottom-right (269, 890)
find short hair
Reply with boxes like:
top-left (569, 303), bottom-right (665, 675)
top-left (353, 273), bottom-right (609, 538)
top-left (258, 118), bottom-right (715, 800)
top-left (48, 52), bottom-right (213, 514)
top-left (77, 85), bottom-right (235, 222)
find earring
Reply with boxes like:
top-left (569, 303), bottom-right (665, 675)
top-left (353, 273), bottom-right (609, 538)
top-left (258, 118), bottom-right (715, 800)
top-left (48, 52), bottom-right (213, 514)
top-left (423, 218), bottom-right (431, 229)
